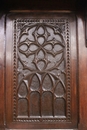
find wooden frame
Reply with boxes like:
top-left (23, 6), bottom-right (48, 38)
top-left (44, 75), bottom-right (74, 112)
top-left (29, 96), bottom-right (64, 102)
top-left (77, 13), bottom-right (87, 130)
top-left (5, 12), bottom-right (77, 129)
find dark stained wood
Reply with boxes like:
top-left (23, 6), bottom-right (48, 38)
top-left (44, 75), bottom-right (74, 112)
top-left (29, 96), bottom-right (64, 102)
top-left (0, 1), bottom-right (87, 130)
top-left (0, 0), bottom-right (77, 11)
top-left (77, 13), bottom-right (87, 130)
top-left (5, 12), bottom-right (78, 129)
top-left (0, 0), bottom-right (87, 11)
top-left (0, 14), bottom-right (5, 129)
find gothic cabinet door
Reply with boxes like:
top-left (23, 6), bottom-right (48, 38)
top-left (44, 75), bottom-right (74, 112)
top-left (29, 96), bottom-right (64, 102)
top-left (6, 12), bottom-right (78, 129)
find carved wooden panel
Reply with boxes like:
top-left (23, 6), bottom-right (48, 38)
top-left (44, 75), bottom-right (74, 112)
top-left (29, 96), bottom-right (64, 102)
top-left (6, 13), bottom-right (77, 129)
top-left (13, 18), bottom-right (69, 121)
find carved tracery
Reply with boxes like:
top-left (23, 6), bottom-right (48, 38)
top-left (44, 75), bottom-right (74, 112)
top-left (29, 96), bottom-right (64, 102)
top-left (13, 18), bottom-right (71, 122)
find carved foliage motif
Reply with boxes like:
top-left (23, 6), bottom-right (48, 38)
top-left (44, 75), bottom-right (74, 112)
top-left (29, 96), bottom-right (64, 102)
top-left (13, 18), bottom-right (71, 122)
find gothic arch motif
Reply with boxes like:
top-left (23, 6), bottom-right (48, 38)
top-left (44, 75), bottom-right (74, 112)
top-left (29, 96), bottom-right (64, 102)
top-left (13, 18), bottom-right (71, 122)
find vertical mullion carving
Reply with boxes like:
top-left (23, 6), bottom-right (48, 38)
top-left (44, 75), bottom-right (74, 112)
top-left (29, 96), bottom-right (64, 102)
top-left (52, 80), bottom-right (55, 117)
top-left (40, 81), bottom-right (42, 117)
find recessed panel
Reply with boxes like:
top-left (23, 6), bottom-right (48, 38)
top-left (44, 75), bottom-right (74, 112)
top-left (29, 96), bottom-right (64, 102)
top-left (13, 18), bottom-right (68, 122)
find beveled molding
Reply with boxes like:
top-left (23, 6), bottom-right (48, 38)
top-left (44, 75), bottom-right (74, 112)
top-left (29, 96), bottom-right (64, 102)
top-left (5, 129), bottom-right (78, 130)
